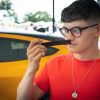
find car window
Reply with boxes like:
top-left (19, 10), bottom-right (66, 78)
top-left (0, 38), bottom-right (59, 62)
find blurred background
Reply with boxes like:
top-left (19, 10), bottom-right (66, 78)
top-left (0, 0), bottom-right (100, 100)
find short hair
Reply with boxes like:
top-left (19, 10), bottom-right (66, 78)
top-left (61, 0), bottom-right (100, 24)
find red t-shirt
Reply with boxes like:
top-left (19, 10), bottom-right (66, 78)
top-left (34, 54), bottom-right (100, 100)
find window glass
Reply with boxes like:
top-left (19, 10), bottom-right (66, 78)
top-left (0, 38), bottom-right (59, 62)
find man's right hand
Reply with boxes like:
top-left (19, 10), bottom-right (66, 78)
top-left (26, 39), bottom-right (47, 72)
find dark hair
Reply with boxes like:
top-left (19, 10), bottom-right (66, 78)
top-left (61, 0), bottom-right (100, 24)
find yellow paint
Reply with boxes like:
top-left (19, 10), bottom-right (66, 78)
top-left (0, 33), bottom-right (69, 100)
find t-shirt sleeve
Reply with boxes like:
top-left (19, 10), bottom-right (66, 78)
top-left (34, 63), bottom-right (49, 92)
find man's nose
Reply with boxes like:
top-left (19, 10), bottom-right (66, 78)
top-left (64, 31), bottom-right (75, 40)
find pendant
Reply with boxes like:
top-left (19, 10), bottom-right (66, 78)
top-left (72, 91), bottom-right (78, 99)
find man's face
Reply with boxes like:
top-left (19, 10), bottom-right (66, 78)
top-left (63, 20), bottom-right (98, 53)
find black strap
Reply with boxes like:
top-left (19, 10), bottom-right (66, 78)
top-left (41, 40), bottom-right (71, 47)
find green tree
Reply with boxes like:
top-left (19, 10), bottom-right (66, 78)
top-left (23, 11), bottom-right (52, 22)
top-left (0, 0), bottom-right (12, 10)
top-left (0, 0), bottom-right (18, 23)
top-left (8, 10), bottom-right (19, 23)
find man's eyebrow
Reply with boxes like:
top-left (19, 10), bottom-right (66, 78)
top-left (62, 26), bottom-right (79, 29)
top-left (63, 26), bottom-right (85, 29)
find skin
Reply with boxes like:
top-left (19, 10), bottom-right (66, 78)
top-left (16, 39), bottom-right (47, 100)
top-left (64, 20), bottom-right (100, 60)
top-left (16, 19), bottom-right (100, 100)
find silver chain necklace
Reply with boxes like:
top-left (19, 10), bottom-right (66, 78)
top-left (71, 56), bottom-right (97, 99)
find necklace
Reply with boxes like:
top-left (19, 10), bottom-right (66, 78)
top-left (71, 56), bottom-right (97, 99)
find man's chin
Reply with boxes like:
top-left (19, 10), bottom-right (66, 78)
top-left (68, 48), bottom-right (80, 53)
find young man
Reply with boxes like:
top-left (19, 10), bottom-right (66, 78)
top-left (16, 0), bottom-right (100, 100)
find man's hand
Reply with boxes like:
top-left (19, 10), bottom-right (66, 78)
top-left (27, 39), bottom-right (47, 72)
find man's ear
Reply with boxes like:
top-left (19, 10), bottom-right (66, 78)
top-left (96, 24), bottom-right (100, 36)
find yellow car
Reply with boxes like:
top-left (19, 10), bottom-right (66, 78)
top-left (0, 31), bottom-right (69, 100)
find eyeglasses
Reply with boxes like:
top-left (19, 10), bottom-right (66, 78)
top-left (59, 24), bottom-right (98, 38)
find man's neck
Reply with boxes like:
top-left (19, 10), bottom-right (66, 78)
top-left (73, 48), bottom-right (100, 61)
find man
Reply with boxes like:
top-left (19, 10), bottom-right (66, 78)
top-left (16, 0), bottom-right (100, 100)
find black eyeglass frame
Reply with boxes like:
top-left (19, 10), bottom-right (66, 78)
top-left (59, 24), bottom-right (98, 38)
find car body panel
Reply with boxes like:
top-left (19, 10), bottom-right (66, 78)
top-left (0, 32), bottom-right (69, 100)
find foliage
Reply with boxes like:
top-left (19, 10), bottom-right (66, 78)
top-left (8, 10), bottom-right (19, 23)
top-left (23, 11), bottom-right (52, 22)
top-left (0, 0), bottom-right (18, 23)
top-left (0, 0), bottom-right (12, 10)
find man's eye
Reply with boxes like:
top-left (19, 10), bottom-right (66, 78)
top-left (62, 28), bottom-right (68, 33)
top-left (72, 28), bottom-right (80, 33)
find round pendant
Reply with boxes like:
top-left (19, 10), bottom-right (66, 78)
top-left (72, 91), bottom-right (78, 99)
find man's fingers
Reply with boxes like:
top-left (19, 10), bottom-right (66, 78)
top-left (28, 39), bottom-right (42, 50)
top-left (27, 44), bottom-right (47, 57)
